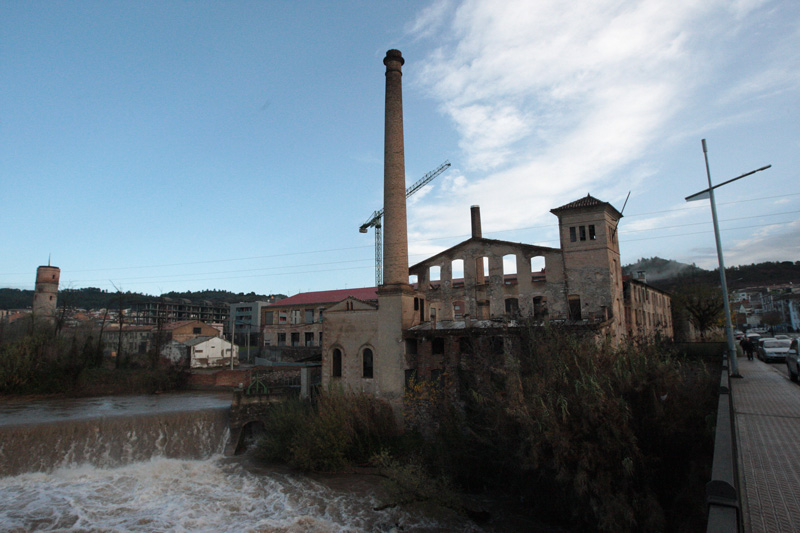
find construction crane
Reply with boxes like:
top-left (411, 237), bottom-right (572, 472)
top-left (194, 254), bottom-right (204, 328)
top-left (360, 160), bottom-right (451, 286)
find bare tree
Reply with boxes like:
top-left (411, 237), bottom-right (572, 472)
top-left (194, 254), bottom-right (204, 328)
top-left (674, 284), bottom-right (725, 341)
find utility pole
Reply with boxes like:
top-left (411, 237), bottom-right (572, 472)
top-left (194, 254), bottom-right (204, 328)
top-left (686, 139), bottom-right (771, 378)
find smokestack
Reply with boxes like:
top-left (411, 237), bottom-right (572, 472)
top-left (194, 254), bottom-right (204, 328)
top-left (382, 49), bottom-right (409, 287)
top-left (470, 205), bottom-right (482, 239)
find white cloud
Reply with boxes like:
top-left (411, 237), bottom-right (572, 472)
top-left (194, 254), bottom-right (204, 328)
top-left (725, 218), bottom-right (800, 265)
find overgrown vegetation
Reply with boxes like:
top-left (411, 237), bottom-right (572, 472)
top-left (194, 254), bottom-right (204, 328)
top-left (256, 327), bottom-right (717, 532)
top-left (255, 388), bottom-right (399, 472)
top-left (0, 318), bottom-right (188, 396)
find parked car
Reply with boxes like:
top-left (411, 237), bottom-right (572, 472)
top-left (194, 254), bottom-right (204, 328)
top-left (735, 330), bottom-right (744, 340)
top-left (774, 334), bottom-right (790, 340)
top-left (757, 338), bottom-right (792, 363)
top-left (787, 338), bottom-right (800, 383)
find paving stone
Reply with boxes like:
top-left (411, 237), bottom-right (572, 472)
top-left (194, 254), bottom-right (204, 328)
top-left (733, 358), bottom-right (800, 533)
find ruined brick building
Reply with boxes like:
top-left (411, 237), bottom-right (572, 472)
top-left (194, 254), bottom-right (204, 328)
top-left (307, 50), bottom-right (671, 411)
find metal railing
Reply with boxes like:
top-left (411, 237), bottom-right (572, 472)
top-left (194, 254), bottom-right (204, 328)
top-left (706, 352), bottom-right (741, 532)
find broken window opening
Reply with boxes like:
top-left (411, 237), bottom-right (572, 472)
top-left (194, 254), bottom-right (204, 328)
top-left (406, 338), bottom-right (418, 355)
top-left (533, 296), bottom-right (547, 319)
top-left (429, 265), bottom-right (441, 285)
top-left (589, 224), bottom-right (596, 240)
top-left (451, 259), bottom-right (464, 281)
top-left (579, 226), bottom-right (587, 241)
top-left (568, 295), bottom-right (582, 320)
top-left (476, 257), bottom-right (488, 285)
top-left (505, 298), bottom-right (520, 316)
top-left (569, 227), bottom-right (577, 242)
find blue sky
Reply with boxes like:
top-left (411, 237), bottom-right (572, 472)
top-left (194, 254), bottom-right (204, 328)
top-left (2, 0), bottom-right (799, 298)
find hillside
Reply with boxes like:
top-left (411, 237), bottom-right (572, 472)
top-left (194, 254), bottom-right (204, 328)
top-left (0, 287), bottom-right (286, 311)
top-left (623, 257), bottom-right (704, 282)
top-left (624, 257), bottom-right (800, 291)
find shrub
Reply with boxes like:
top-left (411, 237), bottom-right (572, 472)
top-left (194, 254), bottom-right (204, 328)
top-left (255, 389), bottom-right (399, 472)
top-left (404, 325), bottom-right (716, 532)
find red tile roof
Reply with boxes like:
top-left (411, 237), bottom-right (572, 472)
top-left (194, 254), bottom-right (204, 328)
top-left (268, 287), bottom-right (378, 307)
top-left (550, 193), bottom-right (623, 218)
top-left (551, 193), bottom-right (606, 212)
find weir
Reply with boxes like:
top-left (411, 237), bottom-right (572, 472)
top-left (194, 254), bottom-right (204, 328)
top-left (0, 405), bottom-right (230, 477)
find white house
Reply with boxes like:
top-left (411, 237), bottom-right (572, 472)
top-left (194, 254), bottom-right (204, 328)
top-left (185, 336), bottom-right (238, 368)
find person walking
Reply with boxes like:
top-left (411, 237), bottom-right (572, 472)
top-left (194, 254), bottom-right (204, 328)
top-left (742, 337), bottom-right (755, 361)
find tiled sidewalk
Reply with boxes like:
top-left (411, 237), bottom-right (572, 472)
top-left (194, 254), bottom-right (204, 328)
top-left (732, 357), bottom-right (800, 532)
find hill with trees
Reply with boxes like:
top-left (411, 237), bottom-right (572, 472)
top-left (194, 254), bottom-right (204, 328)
top-left (623, 258), bottom-right (800, 292)
top-left (0, 287), bottom-right (286, 311)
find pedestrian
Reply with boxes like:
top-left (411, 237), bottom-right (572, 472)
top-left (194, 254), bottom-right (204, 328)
top-left (740, 337), bottom-right (753, 361)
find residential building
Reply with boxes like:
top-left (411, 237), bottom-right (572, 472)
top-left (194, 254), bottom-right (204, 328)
top-left (260, 287), bottom-right (378, 362)
top-left (230, 301), bottom-right (273, 346)
top-left (129, 298), bottom-right (229, 328)
top-left (161, 320), bottom-right (222, 343)
top-left (184, 336), bottom-right (238, 368)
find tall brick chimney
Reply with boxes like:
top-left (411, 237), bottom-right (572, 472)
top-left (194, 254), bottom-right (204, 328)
top-left (470, 205), bottom-right (482, 239)
top-left (382, 49), bottom-right (409, 288)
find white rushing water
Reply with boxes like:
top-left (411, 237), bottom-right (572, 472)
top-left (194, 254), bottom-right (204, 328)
top-left (0, 455), bottom-right (475, 532)
top-left (0, 394), bottom-right (480, 532)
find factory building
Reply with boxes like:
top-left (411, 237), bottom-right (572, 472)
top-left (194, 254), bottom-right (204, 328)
top-left (313, 50), bottom-right (646, 413)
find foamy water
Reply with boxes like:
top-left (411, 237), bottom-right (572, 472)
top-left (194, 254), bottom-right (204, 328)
top-left (0, 394), bottom-right (479, 531)
top-left (0, 456), bottom-right (472, 532)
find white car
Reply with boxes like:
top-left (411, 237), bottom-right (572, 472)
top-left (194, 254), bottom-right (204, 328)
top-left (787, 338), bottom-right (800, 383)
top-left (758, 339), bottom-right (791, 363)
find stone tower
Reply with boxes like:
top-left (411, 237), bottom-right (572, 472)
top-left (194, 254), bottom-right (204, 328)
top-left (551, 195), bottom-right (625, 338)
top-left (33, 264), bottom-right (60, 320)
top-left (375, 49), bottom-right (416, 408)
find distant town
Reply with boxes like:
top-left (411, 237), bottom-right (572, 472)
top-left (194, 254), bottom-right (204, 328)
top-left (2, 257), bottom-right (798, 374)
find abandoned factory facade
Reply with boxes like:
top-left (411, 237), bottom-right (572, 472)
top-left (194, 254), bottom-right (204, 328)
top-left (258, 50), bottom-right (672, 411)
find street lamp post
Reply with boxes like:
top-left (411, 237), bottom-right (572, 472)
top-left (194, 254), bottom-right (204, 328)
top-left (685, 139), bottom-right (770, 378)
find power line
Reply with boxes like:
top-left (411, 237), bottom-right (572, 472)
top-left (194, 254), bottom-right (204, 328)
top-left (2, 191), bottom-right (798, 285)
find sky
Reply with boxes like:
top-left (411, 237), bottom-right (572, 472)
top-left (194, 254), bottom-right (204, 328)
top-left (2, 0), bottom-right (799, 299)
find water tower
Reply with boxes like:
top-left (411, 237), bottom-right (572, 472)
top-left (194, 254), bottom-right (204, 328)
top-left (33, 264), bottom-right (60, 320)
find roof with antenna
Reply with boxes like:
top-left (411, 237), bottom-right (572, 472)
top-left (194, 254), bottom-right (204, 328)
top-left (550, 193), bottom-right (623, 218)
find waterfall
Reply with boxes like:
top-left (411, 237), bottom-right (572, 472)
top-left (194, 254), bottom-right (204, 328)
top-left (0, 407), bottom-right (229, 477)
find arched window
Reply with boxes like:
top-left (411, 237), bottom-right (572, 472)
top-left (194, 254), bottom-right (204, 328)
top-left (332, 348), bottom-right (342, 378)
top-left (362, 348), bottom-right (373, 379)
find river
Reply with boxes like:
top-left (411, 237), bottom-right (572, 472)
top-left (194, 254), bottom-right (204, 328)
top-left (0, 393), bottom-right (484, 532)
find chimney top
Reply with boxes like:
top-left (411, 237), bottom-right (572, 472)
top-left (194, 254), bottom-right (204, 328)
top-left (384, 49), bottom-right (404, 67)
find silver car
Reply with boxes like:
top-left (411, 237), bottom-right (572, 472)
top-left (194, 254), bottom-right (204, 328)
top-left (758, 338), bottom-right (792, 363)
top-left (787, 338), bottom-right (800, 383)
